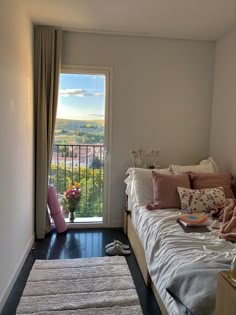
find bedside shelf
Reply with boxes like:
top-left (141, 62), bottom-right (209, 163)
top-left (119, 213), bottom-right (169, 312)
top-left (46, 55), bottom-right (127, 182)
top-left (216, 271), bottom-right (236, 315)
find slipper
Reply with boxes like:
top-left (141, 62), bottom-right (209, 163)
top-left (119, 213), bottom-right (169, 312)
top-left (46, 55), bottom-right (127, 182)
top-left (105, 240), bottom-right (130, 250)
top-left (105, 243), bottom-right (131, 256)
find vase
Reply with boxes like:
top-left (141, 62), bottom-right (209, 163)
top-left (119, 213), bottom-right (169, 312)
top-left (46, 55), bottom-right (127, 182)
top-left (69, 208), bottom-right (76, 222)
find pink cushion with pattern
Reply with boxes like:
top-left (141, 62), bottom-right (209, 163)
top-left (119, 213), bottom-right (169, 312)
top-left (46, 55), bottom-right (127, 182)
top-left (151, 172), bottom-right (191, 209)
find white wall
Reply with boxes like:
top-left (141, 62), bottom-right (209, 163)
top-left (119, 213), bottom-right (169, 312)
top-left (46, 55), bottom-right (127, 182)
top-left (0, 0), bottom-right (34, 310)
top-left (62, 32), bottom-right (215, 226)
top-left (209, 29), bottom-right (236, 174)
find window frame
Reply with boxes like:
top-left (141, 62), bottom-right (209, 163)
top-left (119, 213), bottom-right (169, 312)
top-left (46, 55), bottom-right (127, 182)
top-left (59, 64), bottom-right (113, 227)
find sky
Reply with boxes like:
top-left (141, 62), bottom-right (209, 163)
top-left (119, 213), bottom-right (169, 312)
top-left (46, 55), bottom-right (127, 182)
top-left (57, 73), bottom-right (105, 120)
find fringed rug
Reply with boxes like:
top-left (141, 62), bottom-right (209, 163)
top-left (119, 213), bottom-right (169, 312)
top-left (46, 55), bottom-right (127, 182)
top-left (16, 256), bottom-right (143, 315)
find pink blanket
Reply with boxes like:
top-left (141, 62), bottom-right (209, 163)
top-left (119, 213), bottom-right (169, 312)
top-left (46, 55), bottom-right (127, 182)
top-left (219, 199), bottom-right (236, 242)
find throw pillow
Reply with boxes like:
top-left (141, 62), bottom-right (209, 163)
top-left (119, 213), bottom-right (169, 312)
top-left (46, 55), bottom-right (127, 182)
top-left (190, 172), bottom-right (234, 198)
top-left (177, 186), bottom-right (225, 213)
top-left (151, 172), bottom-right (191, 209)
top-left (125, 167), bottom-right (173, 206)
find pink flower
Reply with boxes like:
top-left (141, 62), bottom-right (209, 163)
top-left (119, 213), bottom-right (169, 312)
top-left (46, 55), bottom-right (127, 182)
top-left (64, 184), bottom-right (81, 208)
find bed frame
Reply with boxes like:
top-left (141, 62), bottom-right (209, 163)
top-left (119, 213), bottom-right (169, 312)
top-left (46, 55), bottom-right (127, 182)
top-left (127, 214), bottom-right (169, 315)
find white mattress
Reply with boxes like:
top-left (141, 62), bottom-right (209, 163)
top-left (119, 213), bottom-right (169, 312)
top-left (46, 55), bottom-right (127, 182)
top-left (132, 206), bottom-right (236, 315)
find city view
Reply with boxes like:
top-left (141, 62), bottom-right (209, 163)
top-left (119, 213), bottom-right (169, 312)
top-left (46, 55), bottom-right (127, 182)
top-left (52, 118), bottom-right (104, 167)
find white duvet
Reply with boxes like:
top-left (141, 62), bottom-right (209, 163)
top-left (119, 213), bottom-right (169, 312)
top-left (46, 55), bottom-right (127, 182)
top-left (132, 206), bottom-right (236, 315)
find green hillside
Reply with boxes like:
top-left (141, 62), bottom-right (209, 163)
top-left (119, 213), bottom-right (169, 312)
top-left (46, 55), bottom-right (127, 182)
top-left (54, 119), bottom-right (104, 145)
top-left (55, 119), bottom-right (104, 130)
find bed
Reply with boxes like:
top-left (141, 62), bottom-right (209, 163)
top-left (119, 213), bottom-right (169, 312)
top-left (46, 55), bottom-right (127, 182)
top-left (124, 158), bottom-right (236, 315)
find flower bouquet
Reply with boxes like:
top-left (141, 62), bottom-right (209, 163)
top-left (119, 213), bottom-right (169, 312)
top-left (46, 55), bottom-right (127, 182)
top-left (63, 182), bottom-right (81, 222)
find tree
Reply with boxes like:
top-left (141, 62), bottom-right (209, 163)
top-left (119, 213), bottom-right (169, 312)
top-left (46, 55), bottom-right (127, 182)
top-left (89, 156), bottom-right (103, 169)
top-left (49, 163), bottom-right (104, 217)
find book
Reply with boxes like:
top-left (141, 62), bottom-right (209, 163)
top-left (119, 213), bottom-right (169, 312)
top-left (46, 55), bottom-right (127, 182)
top-left (177, 219), bottom-right (210, 233)
top-left (178, 213), bottom-right (208, 225)
top-left (177, 219), bottom-right (209, 227)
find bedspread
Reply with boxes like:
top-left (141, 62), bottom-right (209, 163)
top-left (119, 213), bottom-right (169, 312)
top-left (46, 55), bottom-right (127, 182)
top-left (166, 260), bottom-right (231, 315)
top-left (132, 206), bottom-right (236, 315)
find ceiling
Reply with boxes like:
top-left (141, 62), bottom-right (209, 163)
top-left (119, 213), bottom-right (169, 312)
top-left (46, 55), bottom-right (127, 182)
top-left (22, 0), bottom-right (236, 40)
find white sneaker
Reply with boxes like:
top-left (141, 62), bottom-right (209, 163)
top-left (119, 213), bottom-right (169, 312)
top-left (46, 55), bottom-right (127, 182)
top-left (105, 240), bottom-right (130, 250)
top-left (105, 243), bottom-right (131, 256)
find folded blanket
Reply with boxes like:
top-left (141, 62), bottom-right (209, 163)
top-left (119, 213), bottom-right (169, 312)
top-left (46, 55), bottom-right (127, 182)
top-left (219, 198), bottom-right (236, 242)
top-left (166, 260), bottom-right (231, 315)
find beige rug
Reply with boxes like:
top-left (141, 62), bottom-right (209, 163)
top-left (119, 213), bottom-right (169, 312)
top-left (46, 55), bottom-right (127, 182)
top-left (16, 256), bottom-right (143, 315)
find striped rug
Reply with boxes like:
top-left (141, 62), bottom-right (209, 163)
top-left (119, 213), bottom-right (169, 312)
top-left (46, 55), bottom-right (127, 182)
top-left (16, 256), bottom-right (143, 315)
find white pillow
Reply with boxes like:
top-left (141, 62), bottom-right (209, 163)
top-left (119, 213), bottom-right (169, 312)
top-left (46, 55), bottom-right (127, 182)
top-left (199, 157), bottom-right (219, 173)
top-left (170, 157), bottom-right (218, 174)
top-left (124, 175), bottom-right (135, 210)
top-left (125, 167), bottom-right (172, 207)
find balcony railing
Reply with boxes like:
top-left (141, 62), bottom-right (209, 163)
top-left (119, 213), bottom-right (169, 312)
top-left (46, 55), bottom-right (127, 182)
top-left (49, 144), bottom-right (104, 218)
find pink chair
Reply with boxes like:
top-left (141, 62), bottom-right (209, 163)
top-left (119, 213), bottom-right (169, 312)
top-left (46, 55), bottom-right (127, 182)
top-left (47, 185), bottom-right (67, 233)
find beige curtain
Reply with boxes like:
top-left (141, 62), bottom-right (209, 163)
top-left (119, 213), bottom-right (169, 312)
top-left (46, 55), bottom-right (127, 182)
top-left (34, 26), bottom-right (62, 239)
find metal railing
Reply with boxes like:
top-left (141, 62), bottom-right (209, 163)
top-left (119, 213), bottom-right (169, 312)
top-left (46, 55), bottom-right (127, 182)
top-left (49, 144), bottom-right (104, 218)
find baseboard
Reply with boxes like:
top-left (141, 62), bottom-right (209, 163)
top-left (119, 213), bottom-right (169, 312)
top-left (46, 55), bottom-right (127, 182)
top-left (0, 234), bottom-right (35, 313)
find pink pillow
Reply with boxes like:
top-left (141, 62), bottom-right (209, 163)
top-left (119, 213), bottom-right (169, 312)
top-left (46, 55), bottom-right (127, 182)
top-left (151, 172), bottom-right (191, 209)
top-left (190, 173), bottom-right (234, 198)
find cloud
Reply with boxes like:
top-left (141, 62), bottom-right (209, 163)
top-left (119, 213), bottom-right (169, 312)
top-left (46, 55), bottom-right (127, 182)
top-left (73, 74), bottom-right (94, 78)
top-left (89, 114), bottom-right (104, 117)
top-left (59, 89), bottom-right (104, 97)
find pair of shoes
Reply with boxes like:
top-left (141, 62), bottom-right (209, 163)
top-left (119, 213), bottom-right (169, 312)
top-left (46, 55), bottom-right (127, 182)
top-left (105, 240), bottom-right (129, 250)
top-left (105, 243), bottom-right (131, 256)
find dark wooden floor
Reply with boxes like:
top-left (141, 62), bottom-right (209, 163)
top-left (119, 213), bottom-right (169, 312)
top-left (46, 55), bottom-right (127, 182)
top-left (1, 228), bottom-right (161, 315)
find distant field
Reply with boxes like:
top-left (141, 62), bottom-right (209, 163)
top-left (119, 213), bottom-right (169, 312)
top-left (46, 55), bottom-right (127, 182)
top-left (56, 118), bottom-right (104, 130)
top-left (54, 118), bottom-right (104, 145)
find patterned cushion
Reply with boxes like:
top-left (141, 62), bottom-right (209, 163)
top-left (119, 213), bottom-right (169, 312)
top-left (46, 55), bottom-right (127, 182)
top-left (177, 186), bottom-right (225, 213)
